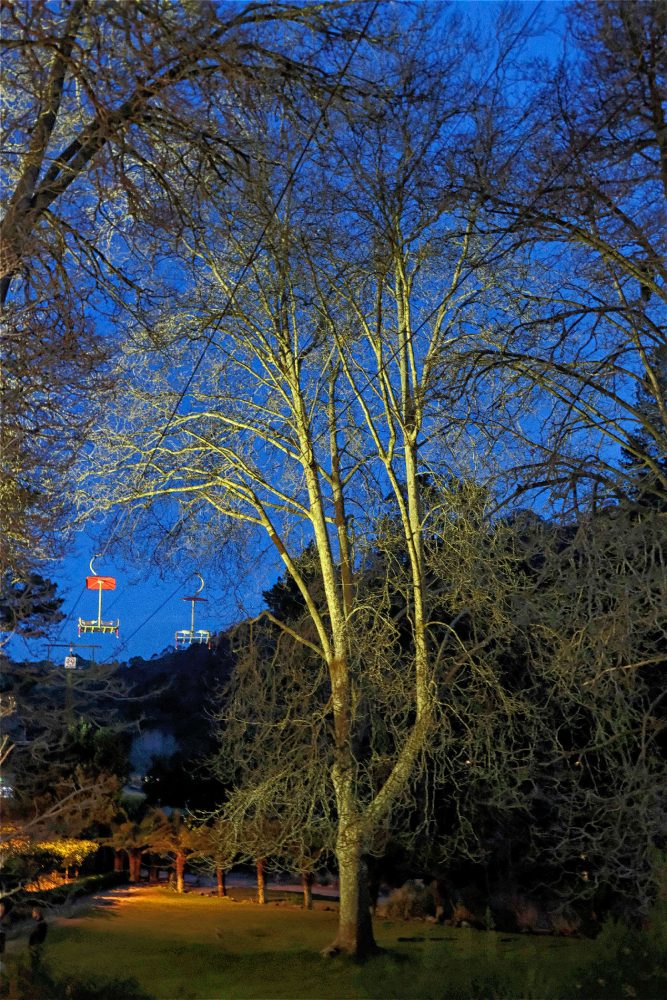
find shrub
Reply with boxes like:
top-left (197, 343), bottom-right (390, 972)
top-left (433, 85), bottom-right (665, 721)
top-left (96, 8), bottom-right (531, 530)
top-left (18, 870), bottom-right (127, 909)
top-left (14, 958), bottom-right (153, 1000)
top-left (382, 880), bottom-right (436, 920)
top-left (561, 914), bottom-right (667, 1000)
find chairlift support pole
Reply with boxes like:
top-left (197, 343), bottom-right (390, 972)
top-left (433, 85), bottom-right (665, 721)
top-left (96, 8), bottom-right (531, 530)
top-left (46, 642), bottom-right (101, 665)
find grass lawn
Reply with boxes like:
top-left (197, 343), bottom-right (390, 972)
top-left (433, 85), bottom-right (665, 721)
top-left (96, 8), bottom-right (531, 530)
top-left (3, 885), bottom-right (665, 999)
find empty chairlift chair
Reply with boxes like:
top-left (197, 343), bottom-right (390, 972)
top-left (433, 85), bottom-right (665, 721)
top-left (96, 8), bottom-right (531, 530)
top-left (78, 555), bottom-right (120, 637)
top-left (175, 574), bottom-right (210, 650)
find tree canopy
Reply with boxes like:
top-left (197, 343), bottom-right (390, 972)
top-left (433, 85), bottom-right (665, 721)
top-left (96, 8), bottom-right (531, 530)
top-left (3, 0), bottom-right (665, 960)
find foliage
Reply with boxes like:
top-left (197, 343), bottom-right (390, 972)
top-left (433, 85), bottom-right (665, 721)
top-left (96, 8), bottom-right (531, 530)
top-left (14, 960), bottom-right (153, 1000)
top-left (1, 830), bottom-right (103, 891)
top-left (12, 870), bottom-right (127, 909)
top-left (383, 881), bottom-right (436, 921)
top-left (122, 642), bottom-right (232, 811)
top-left (0, 658), bottom-right (132, 892)
top-left (560, 910), bottom-right (667, 1000)
top-left (1, 659), bottom-right (130, 795)
top-left (27, 837), bottom-right (98, 870)
top-left (0, 572), bottom-right (64, 637)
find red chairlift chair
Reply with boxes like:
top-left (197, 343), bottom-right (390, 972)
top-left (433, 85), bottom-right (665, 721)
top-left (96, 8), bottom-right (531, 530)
top-left (78, 555), bottom-right (120, 637)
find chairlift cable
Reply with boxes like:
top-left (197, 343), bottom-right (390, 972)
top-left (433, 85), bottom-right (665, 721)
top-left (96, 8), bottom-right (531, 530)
top-left (91, 0), bottom-right (381, 562)
top-left (100, 574), bottom-right (195, 664)
top-left (54, 3), bottom-right (380, 649)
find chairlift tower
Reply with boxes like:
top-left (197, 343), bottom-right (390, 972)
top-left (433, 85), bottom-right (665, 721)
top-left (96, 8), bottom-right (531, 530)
top-left (46, 642), bottom-right (101, 667)
top-left (45, 641), bottom-right (100, 725)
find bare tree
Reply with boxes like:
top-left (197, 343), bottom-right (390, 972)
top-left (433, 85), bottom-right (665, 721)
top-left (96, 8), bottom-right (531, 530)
top-left (0, 0), bottom-right (369, 576)
top-left (214, 595), bottom-right (336, 906)
top-left (458, 0), bottom-right (667, 513)
top-left (76, 2), bottom-right (665, 954)
top-left (76, 5), bottom-right (547, 955)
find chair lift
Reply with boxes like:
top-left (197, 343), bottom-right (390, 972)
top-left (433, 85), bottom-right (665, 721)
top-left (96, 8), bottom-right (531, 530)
top-left (78, 555), bottom-right (120, 637)
top-left (175, 574), bottom-right (210, 650)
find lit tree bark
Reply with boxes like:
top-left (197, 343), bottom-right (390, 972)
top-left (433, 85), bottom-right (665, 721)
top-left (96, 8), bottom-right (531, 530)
top-left (216, 866), bottom-right (227, 898)
top-left (301, 871), bottom-right (314, 910)
top-left (128, 848), bottom-right (142, 883)
top-left (255, 857), bottom-right (267, 905)
top-left (175, 852), bottom-right (185, 895)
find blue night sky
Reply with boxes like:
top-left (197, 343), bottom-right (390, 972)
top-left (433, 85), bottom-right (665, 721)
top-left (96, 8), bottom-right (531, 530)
top-left (6, 0), bottom-right (566, 668)
top-left (11, 527), bottom-right (284, 665)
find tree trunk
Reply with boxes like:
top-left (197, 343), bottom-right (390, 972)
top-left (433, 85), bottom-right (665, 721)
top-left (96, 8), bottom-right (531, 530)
top-left (256, 858), bottom-right (267, 904)
top-left (323, 826), bottom-right (379, 959)
top-left (175, 852), bottom-right (185, 894)
top-left (216, 866), bottom-right (227, 897)
top-left (128, 848), bottom-right (142, 883)
top-left (301, 871), bottom-right (314, 910)
top-left (113, 850), bottom-right (124, 873)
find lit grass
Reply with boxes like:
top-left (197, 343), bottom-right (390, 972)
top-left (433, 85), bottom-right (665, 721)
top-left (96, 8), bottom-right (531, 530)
top-left (4, 886), bottom-right (664, 999)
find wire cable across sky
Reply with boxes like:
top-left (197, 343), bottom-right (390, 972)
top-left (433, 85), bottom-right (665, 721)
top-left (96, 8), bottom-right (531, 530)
top-left (53, 1), bottom-right (380, 652)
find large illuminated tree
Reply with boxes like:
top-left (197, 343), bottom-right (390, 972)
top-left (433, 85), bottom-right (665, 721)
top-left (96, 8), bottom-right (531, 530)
top-left (77, 7), bottom-right (556, 955)
top-left (77, 3), bottom-right (665, 955)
